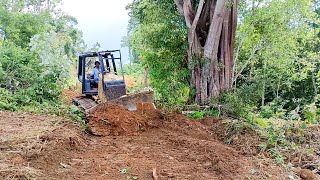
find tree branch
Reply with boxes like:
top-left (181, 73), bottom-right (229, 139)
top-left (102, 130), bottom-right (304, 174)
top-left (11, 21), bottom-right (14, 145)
top-left (204, 0), bottom-right (227, 57)
top-left (190, 0), bottom-right (205, 47)
top-left (183, 0), bottom-right (194, 28)
top-left (233, 37), bottom-right (263, 83)
top-left (233, 29), bottom-right (249, 75)
top-left (174, 0), bottom-right (184, 14)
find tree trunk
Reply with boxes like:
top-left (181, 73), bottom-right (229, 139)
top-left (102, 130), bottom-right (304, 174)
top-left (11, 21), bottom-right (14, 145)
top-left (174, 0), bottom-right (238, 104)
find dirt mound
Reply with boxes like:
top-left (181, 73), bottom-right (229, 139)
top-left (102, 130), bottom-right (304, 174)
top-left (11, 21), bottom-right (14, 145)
top-left (88, 103), bottom-right (161, 136)
top-left (162, 113), bottom-right (215, 140)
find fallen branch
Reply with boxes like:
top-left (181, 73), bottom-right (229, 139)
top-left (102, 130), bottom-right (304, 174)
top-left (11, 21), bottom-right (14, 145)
top-left (152, 168), bottom-right (159, 180)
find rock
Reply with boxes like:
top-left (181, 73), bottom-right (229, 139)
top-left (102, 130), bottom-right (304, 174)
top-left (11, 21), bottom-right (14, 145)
top-left (250, 169), bottom-right (257, 175)
top-left (203, 161), bottom-right (212, 168)
top-left (60, 162), bottom-right (71, 169)
top-left (288, 175), bottom-right (294, 180)
top-left (298, 169), bottom-right (317, 180)
top-left (287, 162), bottom-right (293, 171)
top-left (167, 173), bottom-right (175, 178)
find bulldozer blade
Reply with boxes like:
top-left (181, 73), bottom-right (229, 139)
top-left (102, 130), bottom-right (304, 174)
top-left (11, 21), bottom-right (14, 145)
top-left (86, 90), bottom-right (155, 114)
top-left (111, 90), bottom-right (154, 111)
top-left (73, 96), bottom-right (98, 113)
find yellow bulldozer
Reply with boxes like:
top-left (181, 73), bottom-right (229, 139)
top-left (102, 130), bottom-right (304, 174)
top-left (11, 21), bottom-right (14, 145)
top-left (72, 50), bottom-right (154, 114)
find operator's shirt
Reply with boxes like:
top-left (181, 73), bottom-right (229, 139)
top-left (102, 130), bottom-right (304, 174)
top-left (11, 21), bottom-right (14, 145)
top-left (92, 67), bottom-right (100, 83)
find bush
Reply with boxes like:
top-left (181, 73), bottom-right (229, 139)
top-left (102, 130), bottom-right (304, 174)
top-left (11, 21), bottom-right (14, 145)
top-left (0, 88), bottom-right (17, 111)
top-left (0, 44), bottom-right (41, 91)
top-left (187, 111), bottom-right (205, 119)
top-left (260, 98), bottom-right (287, 119)
top-left (211, 89), bottom-right (253, 119)
top-left (260, 105), bottom-right (274, 118)
top-left (303, 95), bottom-right (320, 124)
top-left (207, 109), bottom-right (220, 118)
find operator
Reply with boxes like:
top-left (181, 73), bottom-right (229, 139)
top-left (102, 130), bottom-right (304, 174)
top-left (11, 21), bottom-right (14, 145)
top-left (91, 61), bottom-right (100, 88)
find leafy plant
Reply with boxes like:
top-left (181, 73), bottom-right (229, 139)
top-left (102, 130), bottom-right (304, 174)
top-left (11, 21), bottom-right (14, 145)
top-left (187, 111), bottom-right (205, 119)
top-left (268, 148), bottom-right (285, 165)
top-left (207, 109), bottom-right (220, 118)
top-left (0, 88), bottom-right (17, 111)
top-left (303, 101), bottom-right (320, 124)
top-left (119, 168), bottom-right (129, 175)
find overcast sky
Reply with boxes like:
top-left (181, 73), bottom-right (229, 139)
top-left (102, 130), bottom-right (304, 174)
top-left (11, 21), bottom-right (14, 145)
top-left (61, 0), bottom-right (131, 62)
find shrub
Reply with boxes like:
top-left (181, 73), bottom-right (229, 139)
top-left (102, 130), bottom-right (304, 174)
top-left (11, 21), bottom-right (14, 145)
top-left (0, 88), bottom-right (17, 111)
top-left (187, 111), bottom-right (205, 119)
top-left (303, 97), bottom-right (320, 124)
top-left (211, 89), bottom-right (254, 119)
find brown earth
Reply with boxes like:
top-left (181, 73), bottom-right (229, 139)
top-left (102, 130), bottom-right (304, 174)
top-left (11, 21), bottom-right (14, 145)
top-left (88, 103), bottom-right (161, 136)
top-left (61, 86), bottom-right (82, 105)
top-left (124, 76), bottom-right (141, 88)
top-left (0, 109), bottom-right (301, 180)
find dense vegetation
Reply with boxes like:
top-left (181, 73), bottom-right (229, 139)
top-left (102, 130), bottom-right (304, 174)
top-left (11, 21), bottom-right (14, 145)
top-left (127, 0), bottom-right (190, 106)
top-left (128, 0), bottom-right (320, 123)
top-left (0, 0), bottom-right (85, 121)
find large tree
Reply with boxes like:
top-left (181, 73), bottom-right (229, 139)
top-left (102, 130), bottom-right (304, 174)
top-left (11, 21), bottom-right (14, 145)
top-left (174, 0), bottom-right (238, 103)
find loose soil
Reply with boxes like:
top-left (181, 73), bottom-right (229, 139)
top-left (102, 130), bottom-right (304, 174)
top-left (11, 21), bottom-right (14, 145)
top-left (88, 103), bottom-right (161, 136)
top-left (0, 108), bottom-right (312, 180)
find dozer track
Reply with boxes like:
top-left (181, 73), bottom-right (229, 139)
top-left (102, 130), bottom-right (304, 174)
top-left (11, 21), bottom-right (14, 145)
top-left (72, 96), bottom-right (98, 113)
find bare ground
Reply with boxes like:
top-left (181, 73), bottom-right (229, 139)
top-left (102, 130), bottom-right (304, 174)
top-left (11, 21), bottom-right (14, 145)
top-left (0, 110), bottom-right (302, 180)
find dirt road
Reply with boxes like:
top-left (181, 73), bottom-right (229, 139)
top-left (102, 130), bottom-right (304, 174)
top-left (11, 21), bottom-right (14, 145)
top-left (0, 110), bottom-right (292, 180)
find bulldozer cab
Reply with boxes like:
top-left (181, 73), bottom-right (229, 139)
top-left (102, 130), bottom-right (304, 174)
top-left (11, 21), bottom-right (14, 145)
top-left (78, 50), bottom-right (126, 100)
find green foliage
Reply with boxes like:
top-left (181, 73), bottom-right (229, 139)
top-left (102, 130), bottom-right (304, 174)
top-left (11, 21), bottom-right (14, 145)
top-left (119, 168), bottom-right (129, 174)
top-left (0, 0), bottom-right (86, 128)
top-left (225, 115), bottom-right (310, 164)
top-left (235, 0), bottom-right (320, 117)
top-left (0, 7), bottom-right (50, 48)
top-left (207, 109), bottom-right (220, 118)
top-left (128, 0), bottom-right (189, 106)
top-left (260, 98), bottom-right (287, 119)
top-left (0, 44), bottom-right (41, 91)
top-left (122, 63), bottom-right (145, 93)
top-left (303, 95), bottom-right (320, 124)
top-left (211, 87), bottom-right (257, 119)
top-left (0, 88), bottom-right (16, 111)
top-left (267, 148), bottom-right (285, 165)
top-left (123, 63), bottom-right (144, 77)
top-left (187, 111), bottom-right (205, 119)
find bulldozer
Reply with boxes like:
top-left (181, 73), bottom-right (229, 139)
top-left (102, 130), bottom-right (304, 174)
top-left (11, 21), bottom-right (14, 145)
top-left (72, 50), bottom-right (154, 113)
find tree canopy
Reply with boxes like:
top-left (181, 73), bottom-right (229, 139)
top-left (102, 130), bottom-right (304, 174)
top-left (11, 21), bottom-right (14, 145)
top-left (0, 0), bottom-right (84, 110)
top-left (128, 0), bottom-right (320, 121)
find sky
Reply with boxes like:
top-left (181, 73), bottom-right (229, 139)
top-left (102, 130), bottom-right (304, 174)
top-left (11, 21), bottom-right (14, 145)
top-left (61, 0), bottom-right (132, 62)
